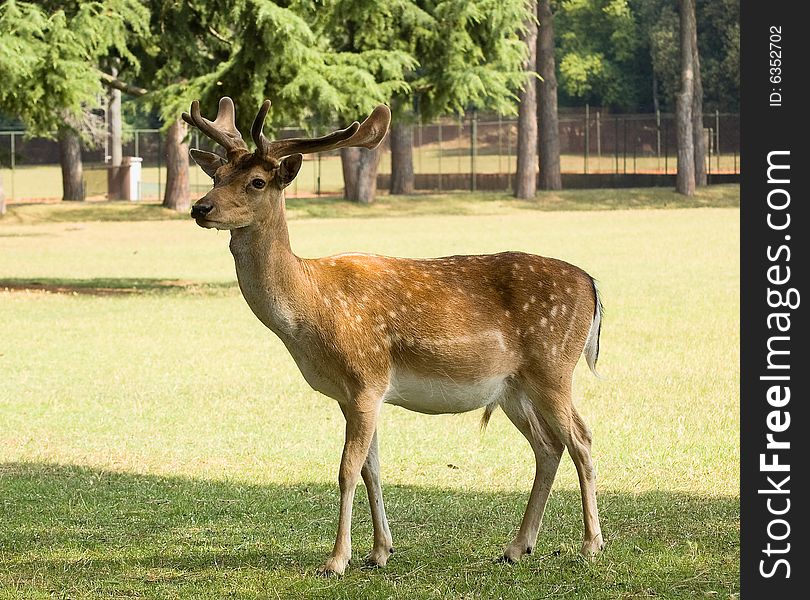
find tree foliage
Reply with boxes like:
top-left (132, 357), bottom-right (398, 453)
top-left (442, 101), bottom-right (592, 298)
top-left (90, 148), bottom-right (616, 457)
top-left (137, 0), bottom-right (413, 135)
top-left (311, 0), bottom-right (529, 122)
top-left (554, 0), bottom-right (739, 111)
top-left (0, 0), bottom-right (149, 137)
top-left (555, 0), bottom-right (649, 109)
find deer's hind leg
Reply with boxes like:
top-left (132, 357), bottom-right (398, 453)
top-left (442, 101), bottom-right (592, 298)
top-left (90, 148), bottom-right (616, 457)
top-left (524, 377), bottom-right (604, 559)
top-left (361, 429), bottom-right (394, 567)
top-left (499, 390), bottom-right (564, 563)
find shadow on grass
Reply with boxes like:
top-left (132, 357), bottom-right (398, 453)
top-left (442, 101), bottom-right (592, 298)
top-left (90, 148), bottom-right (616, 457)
top-left (2, 201), bottom-right (189, 225)
top-left (0, 462), bottom-right (739, 599)
top-left (0, 277), bottom-right (236, 296)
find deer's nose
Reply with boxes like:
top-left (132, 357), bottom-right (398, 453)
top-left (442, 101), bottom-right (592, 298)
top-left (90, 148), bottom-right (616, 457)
top-left (191, 201), bottom-right (214, 219)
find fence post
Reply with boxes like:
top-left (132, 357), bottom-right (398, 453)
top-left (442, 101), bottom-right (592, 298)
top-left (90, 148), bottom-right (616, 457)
top-left (10, 132), bottom-right (16, 201)
top-left (655, 108), bottom-right (662, 172)
top-left (470, 111), bottom-right (477, 192)
top-left (623, 117), bottom-right (628, 175)
top-left (663, 119), bottom-right (669, 174)
top-left (584, 104), bottom-right (589, 174)
top-left (596, 110), bottom-right (601, 172)
top-left (506, 119), bottom-right (512, 193)
top-left (614, 117), bottom-right (619, 174)
top-left (497, 114), bottom-right (503, 176)
top-left (715, 110), bottom-right (721, 172)
top-left (457, 117), bottom-right (463, 175)
top-left (437, 120), bottom-right (443, 192)
top-left (157, 130), bottom-right (162, 200)
top-left (418, 115), bottom-right (423, 175)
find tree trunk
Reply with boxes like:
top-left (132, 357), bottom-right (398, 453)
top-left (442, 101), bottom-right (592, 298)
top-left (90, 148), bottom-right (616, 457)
top-left (58, 125), bottom-right (84, 201)
top-left (355, 146), bottom-right (381, 203)
top-left (675, 0), bottom-right (696, 196)
top-left (107, 62), bottom-right (124, 199)
top-left (691, 12), bottom-right (707, 186)
top-left (389, 120), bottom-right (414, 195)
top-left (163, 118), bottom-right (190, 211)
top-left (537, 0), bottom-right (561, 190)
top-left (515, 0), bottom-right (538, 199)
top-left (341, 146), bottom-right (380, 203)
top-left (341, 147), bottom-right (360, 199)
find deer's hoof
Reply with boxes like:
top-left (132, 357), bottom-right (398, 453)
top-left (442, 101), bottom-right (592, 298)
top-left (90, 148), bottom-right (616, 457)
top-left (498, 540), bottom-right (531, 564)
top-left (580, 534), bottom-right (605, 560)
top-left (364, 545), bottom-right (395, 568)
top-left (317, 555), bottom-right (350, 577)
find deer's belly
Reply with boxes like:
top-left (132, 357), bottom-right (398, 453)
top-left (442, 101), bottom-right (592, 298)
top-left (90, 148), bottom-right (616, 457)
top-left (383, 369), bottom-right (509, 415)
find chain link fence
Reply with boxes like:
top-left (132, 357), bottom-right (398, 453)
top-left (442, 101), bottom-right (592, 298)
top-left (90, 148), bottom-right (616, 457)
top-left (0, 110), bottom-right (739, 202)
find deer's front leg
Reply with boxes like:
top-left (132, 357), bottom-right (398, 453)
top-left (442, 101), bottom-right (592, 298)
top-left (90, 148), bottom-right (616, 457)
top-left (318, 397), bottom-right (379, 576)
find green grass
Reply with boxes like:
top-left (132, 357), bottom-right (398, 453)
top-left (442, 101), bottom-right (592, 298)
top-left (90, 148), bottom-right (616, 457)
top-left (2, 183), bottom-right (741, 225)
top-left (0, 189), bottom-right (740, 598)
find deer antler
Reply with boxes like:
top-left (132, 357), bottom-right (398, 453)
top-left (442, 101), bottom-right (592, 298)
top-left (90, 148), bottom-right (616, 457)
top-left (182, 97), bottom-right (248, 155)
top-left (251, 101), bottom-right (391, 159)
top-left (185, 97), bottom-right (391, 160)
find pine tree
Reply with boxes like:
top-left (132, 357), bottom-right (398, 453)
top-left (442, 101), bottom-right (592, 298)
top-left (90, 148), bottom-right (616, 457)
top-left (134, 0), bottom-right (412, 207)
top-left (0, 0), bottom-right (149, 203)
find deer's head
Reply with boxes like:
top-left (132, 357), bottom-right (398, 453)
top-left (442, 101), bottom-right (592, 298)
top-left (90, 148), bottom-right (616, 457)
top-left (184, 97), bottom-right (391, 229)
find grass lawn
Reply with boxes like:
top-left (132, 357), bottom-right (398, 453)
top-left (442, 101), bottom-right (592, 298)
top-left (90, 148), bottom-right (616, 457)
top-left (0, 187), bottom-right (740, 598)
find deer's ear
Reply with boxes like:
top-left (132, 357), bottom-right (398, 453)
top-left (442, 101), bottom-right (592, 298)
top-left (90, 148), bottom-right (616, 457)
top-left (278, 154), bottom-right (303, 188)
top-left (190, 149), bottom-right (227, 179)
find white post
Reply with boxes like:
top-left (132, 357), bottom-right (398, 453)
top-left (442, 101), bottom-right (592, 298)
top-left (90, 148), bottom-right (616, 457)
top-left (122, 156), bottom-right (142, 201)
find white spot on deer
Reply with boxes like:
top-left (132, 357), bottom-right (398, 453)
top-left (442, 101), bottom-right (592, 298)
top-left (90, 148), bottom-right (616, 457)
top-left (551, 345), bottom-right (558, 356)
top-left (550, 294), bottom-right (557, 301)
top-left (529, 265), bottom-right (535, 272)
top-left (505, 310), bottom-right (511, 317)
top-left (565, 286), bottom-right (572, 294)
top-left (540, 317), bottom-right (548, 327)
top-left (323, 297), bottom-right (331, 307)
top-left (329, 260), bottom-right (336, 267)
top-left (529, 326), bottom-right (535, 333)
top-left (561, 305), bottom-right (568, 316)
top-left (550, 305), bottom-right (559, 318)
top-left (530, 295), bottom-right (536, 304)
top-left (388, 310), bottom-right (397, 318)
top-left (355, 315), bottom-right (362, 322)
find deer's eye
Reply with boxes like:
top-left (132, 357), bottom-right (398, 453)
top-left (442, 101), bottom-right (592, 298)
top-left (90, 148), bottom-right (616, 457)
top-left (251, 178), bottom-right (266, 189)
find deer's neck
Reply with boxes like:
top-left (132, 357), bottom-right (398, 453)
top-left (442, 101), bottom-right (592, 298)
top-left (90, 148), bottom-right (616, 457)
top-left (229, 202), bottom-right (310, 336)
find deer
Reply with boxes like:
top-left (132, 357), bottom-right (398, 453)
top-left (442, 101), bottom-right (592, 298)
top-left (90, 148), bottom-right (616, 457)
top-left (183, 97), bottom-right (605, 576)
